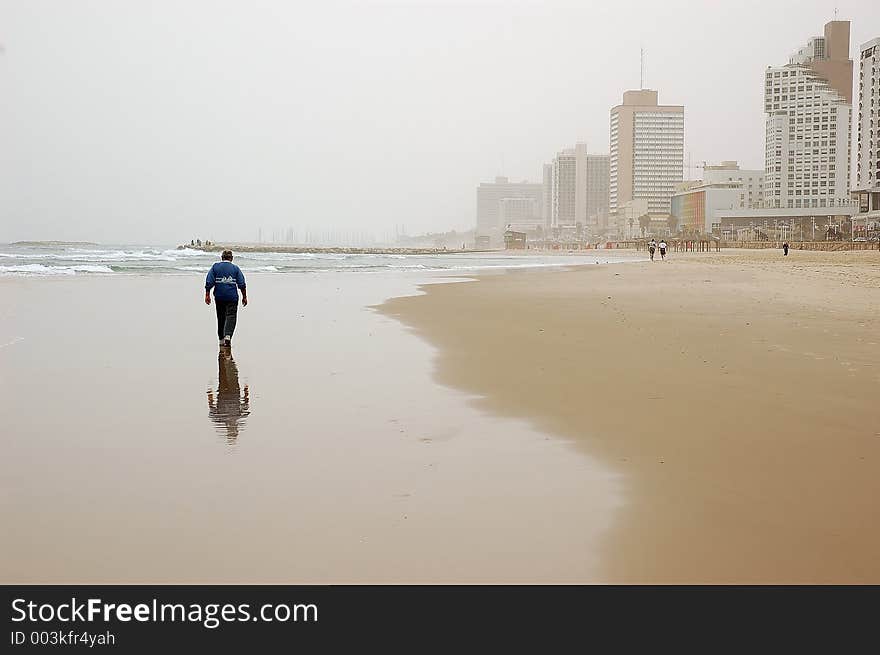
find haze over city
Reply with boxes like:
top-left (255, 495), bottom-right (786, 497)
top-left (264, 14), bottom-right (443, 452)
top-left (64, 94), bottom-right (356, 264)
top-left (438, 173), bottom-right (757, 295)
top-left (1, 0), bottom-right (878, 244)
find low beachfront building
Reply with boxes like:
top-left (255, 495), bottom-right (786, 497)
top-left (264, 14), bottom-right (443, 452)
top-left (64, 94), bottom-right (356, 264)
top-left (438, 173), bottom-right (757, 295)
top-left (714, 206), bottom-right (858, 241)
top-left (503, 229), bottom-right (527, 249)
top-left (701, 161), bottom-right (765, 209)
top-left (671, 182), bottom-right (743, 235)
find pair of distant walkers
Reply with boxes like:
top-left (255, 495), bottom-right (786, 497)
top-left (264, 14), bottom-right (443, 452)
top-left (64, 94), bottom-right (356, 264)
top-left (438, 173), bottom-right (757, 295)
top-left (648, 239), bottom-right (667, 262)
top-left (204, 250), bottom-right (247, 348)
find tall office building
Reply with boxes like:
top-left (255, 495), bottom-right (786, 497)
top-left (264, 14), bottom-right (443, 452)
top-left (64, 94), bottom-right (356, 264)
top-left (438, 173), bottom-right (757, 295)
top-left (854, 37), bottom-right (880, 220)
top-left (610, 89), bottom-right (684, 216)
top-left (764, 20), bottom-right (853, 210)
top-left (549, 143), bottom-right (610, 230)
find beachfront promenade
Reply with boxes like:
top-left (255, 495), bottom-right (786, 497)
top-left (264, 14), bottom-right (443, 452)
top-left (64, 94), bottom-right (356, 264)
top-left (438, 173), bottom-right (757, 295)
top-left (181, 240), bottom-right (878, 256)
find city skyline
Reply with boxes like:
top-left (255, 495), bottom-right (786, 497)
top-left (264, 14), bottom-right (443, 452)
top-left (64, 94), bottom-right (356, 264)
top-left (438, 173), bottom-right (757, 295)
top-left (1, 1), bottom-right (879, 244)
top-left (477, 16), bottom-right (876, 244)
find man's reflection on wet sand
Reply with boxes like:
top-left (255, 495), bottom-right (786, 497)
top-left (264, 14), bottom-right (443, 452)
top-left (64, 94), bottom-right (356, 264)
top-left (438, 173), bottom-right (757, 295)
top-left (207, 348), bottom-right (250, 444)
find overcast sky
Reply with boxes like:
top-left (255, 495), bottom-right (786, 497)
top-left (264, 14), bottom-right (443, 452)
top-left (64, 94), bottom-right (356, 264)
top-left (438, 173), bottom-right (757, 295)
top-left (1, 0), bottom-right (878, 244)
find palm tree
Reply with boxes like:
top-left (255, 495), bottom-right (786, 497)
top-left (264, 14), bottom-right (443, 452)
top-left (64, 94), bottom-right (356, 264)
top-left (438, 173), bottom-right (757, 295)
top-left (638, 213), bottom-right (651, 237)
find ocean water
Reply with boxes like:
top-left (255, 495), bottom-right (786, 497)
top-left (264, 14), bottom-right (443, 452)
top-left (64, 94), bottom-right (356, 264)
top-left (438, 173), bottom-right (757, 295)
top-left (0, 242), bottom-right (642, 276)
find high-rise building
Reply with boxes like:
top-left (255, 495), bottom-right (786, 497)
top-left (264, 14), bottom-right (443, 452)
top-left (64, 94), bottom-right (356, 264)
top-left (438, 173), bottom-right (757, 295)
top-left (542, 163), bottom-right (553, 229)
top-left (702, 161), bottom-right (765, 209)
top-left (549, 143), bottom-right (610, 231)
top-left (853, 36), bottom-right (880, 228)
top-left (610, 89), bottom-right (684, 217)
top-left (551, 147), bottom-right (578, 229)
top-left (763, 20), bottom-right (853, 210)
top-left (585, 154), bottom-right (610, 229)
top-left (475, 176), bottom-right (543, 247)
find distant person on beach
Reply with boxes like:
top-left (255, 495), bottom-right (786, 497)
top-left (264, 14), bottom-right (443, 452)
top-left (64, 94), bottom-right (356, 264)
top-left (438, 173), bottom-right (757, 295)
top-left (204, 250), bottom-right (247, 348)
top-left (659, 240), bottom-right (667, 260)
top-left (648, 239), bottom-right (657, 261)
top-left (783, 241), bottom-right (790, 256)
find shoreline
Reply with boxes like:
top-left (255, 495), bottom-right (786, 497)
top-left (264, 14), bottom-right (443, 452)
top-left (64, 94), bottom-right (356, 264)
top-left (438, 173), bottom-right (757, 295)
top-left (1, 271), bottom-right (620, 583)
top-left (178, 243), bottom-right (487, 256)
top-left (379, 249), bottom-right (880, 582)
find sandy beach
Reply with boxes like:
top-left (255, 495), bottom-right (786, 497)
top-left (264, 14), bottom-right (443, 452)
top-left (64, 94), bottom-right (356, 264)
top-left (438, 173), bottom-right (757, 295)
top-left (2, 248), bottom-right (878, 584)
top-left (381, 249), bottom-right (880, 583)
top-left (0, 269), bottom-right (621, 583)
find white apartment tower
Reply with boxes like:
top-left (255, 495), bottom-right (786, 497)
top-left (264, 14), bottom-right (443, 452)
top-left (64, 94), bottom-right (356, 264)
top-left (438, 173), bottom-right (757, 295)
top-left (764, 20), bottom-right (853, 210)
top-left (854, 37), bottom-right (880, 216)
top-left (610, 89), bottom-right (684, 216)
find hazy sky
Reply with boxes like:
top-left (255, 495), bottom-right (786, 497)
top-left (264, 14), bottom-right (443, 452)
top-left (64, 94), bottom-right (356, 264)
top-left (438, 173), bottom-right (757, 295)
top-left (1, 0), bottom-right (878, 244)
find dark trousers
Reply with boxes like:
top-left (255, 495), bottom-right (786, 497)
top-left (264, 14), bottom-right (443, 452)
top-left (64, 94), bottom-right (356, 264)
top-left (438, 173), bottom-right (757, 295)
top-left (215, 300), bottom-right (238, 341)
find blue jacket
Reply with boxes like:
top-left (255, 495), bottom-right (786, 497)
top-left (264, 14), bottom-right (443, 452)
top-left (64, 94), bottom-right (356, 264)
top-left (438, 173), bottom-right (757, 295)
top-left (205, 261), bottom-right (246, 302)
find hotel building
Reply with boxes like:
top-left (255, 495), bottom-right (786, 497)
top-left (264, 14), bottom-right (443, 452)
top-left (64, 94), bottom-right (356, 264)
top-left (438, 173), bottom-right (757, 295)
top-left (551, 146), bottom-right (579, 229)
top-left (763, 20), bottom-right (853, 210)
top-left (548, 144), bottom-right (610, 233)
top-left (475, 176), bottom-right (543, 247)
top-left (610, 89), bottom-right (684, 217)
top-left (852, 36), bottom-right (880, 236)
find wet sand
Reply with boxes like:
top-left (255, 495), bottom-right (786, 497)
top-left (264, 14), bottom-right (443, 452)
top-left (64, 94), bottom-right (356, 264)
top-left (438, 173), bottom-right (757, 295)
top-left (0, 272), bottom-right (620, 583)
top-left (380, 249), bottom-right (880, 583)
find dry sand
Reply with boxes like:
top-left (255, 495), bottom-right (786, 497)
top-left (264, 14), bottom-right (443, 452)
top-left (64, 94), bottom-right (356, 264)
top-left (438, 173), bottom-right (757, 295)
top-left (380, 248), bottom-right (880, 583)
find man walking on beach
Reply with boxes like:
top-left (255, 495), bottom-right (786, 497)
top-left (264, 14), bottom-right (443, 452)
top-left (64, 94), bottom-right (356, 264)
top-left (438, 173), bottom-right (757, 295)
top-left (658, 239), bottom-right (668, 260)
top-left (205, 250), bottom-right (247, 348)
top-left (783, 241), bottom-right (790, 256)
top-left (648, 239), bottom-right (657, 261)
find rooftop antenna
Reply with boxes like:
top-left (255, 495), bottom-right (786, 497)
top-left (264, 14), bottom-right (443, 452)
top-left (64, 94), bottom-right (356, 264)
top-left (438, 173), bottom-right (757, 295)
top-left (640, 47), bottom-right (645, 89)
